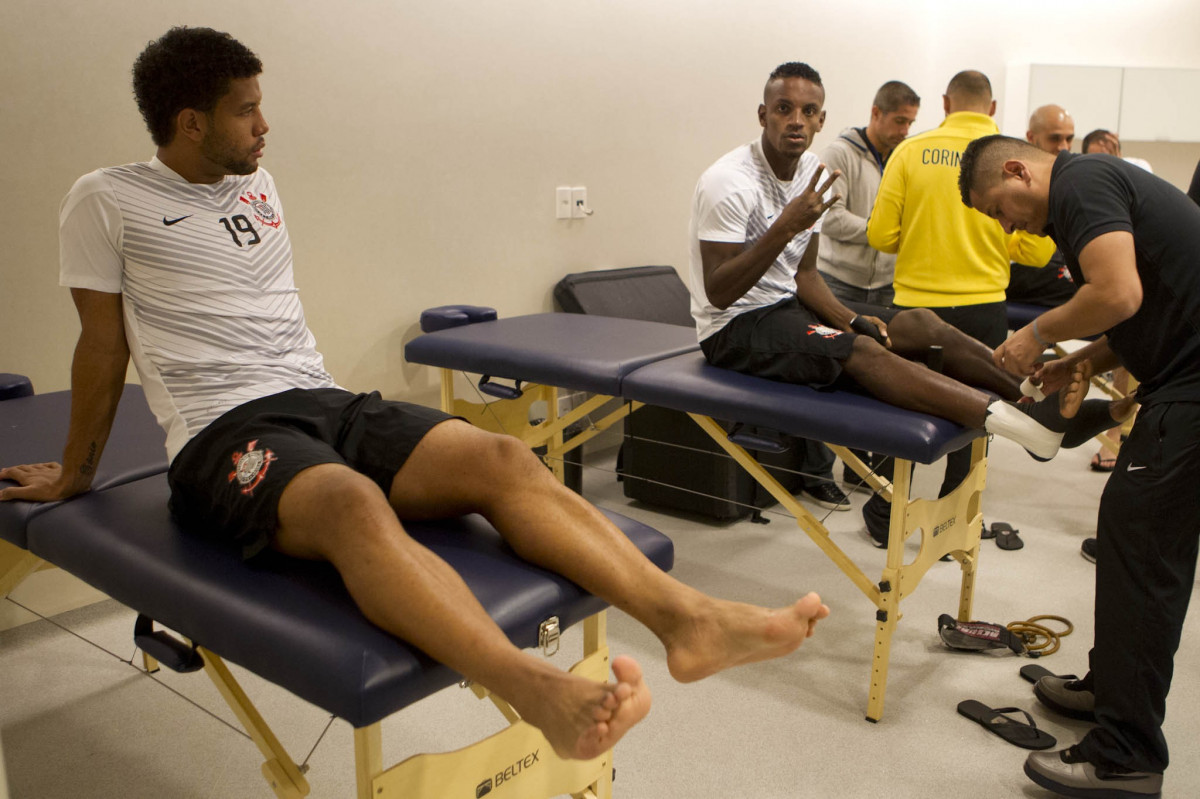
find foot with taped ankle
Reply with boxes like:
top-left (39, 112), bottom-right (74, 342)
top-left (984, 400), bottom-right (1064, 460)
top-left (516, 654), bottom-right (652, 760)
top-left (662, 591), bottom-right (830, 683)
top-left (996, 360), bottom-right (1138, 460)
top-left (1019, 392), bottom-right (1137, 450)
top-left (1021, 360), bottom-right (1093, 414)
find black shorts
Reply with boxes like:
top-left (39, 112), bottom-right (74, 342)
top-left (700, 297), bottom-right (860, 387)
top-left (167, 388), bottom-right (455, 559)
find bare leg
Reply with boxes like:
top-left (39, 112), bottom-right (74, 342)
top-left (886, 308), bottom-right (1023, 400)
top-left (273, 462), bottom-right (648, 760)
top-left (842, 335), bottom-right (992, 427)
top-left (386, 421), bottom-right (830, 683)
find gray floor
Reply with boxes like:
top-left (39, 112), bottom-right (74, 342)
top-left (2, 431), bottom-right (1198, 798)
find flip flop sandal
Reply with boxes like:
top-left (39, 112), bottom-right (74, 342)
top-left (1020, 664), bottom-right (1079, 684)
top-left (991, 521), bottom-right (1024, 551)
top-left (1090, 452), bottom-right (1117, 472)
top-left (956, 700), bottom-right (1058, 750)
top-left (981, 519), bottom-right (996, 540)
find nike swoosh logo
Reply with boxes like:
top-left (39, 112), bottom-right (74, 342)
top-left (1127, 464), bottom-right (1148, 471)
top-left (162, 215), bottom-right (193, 226)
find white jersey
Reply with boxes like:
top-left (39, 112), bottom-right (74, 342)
top-left (688, 140), bottom-right (829, 341)
top-left (59, 158), bottom-right (337, 461)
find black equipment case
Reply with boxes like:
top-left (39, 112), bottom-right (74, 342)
top-left (554, 266), bottom-right (809, 520)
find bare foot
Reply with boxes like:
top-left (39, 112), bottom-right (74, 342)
top-left (515, 656), bottom-right (651, 760)
top-left (1059, 360), bottom-right (1093, 419)
top-left (663, 592), bottom-right (830, 683)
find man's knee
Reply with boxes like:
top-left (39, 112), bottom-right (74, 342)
top-left (890, 307), bottom-right (940, 335)
top-left (442, 425), bottom-right (545, 484)
top-left (276, 464), bottom-right (396, 557)
top-left (888, 307), bottom-right (946, 350)
top-left (844, 334), bottom-right (892, 376)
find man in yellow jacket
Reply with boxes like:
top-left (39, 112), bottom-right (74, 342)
top-left (865, 70), bottom-right (1054, 541)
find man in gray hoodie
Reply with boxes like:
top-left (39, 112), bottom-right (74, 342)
top-left (817, 81), bottom-right (920, 306)
top-left (817, 81), bottom-right (920, 504)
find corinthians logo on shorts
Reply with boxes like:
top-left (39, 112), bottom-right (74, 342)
top-left (228, 439), bottom-right (278, 495)
top-left (806, 323), bottom-right (843, 339)
top-left (239, 191), bottom-right (282, 229)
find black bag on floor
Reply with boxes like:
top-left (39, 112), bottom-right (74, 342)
top-left (554, 266), bottom-right (807, 520)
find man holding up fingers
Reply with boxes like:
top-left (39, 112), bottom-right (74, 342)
top-left (688, 63), bottom-right (1104, 485)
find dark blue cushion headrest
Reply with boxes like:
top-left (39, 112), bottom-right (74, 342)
top-left (419, 305), bottom-right (499, 333)
top-left (0, 373), bottom-right (34, 401)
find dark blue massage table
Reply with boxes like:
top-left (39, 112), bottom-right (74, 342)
top-left (407, 309), bottom-right (991, 722)
top-left (0, 378), bottom-right (674, 799)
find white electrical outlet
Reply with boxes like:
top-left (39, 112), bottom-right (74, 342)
top-left (555, 187), bottom-right (572, 219)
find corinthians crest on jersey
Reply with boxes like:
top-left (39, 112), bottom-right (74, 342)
top-left (239, 191), bottom-right (282, 229)
top-left (228, 439), bottom-right (278, 495)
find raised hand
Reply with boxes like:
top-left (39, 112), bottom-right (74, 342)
top-left (778, 165), bottom-right (841, 236)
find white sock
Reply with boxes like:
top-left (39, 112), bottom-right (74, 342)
top-left (1020, 377), bottom-right (1046, 402)
top-left (983, 400), bottom-right (1062, 461)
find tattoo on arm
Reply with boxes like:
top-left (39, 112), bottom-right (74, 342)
top-left (79, 442), bottom-right (97, 477)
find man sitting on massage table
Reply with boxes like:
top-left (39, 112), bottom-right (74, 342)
top-left (0, 26), bottom-right (831, 762)
top-left (688, 61), bottom-right (1133, 472)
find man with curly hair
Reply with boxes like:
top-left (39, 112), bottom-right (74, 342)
top-left (0, 27), bottom-right (834, 761)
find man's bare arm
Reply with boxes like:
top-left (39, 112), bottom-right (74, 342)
top-left (700, 166), bottom-right (840, 310)
top-left (994, 231), bottom-right (1140, 376)
top-left (1036, 231), bottom-right (1142, 342)
top-left (0, 289), bottom-right (129, 502)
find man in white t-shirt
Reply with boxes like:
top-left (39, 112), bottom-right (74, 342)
top-left (688, 63), bottom-right (1130, 521)
top-left (0, 27), bottom-right (836, 763)
top-left (688, 62), bottom-right (854, 513)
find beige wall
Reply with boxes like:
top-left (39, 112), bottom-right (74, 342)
top-left (4, 0), bottom-right (1200, 407)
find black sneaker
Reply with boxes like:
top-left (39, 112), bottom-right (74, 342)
top-left (1081, 537), bottom-right (1097, 563)
top-left (801, 482), bottom-right (851, 511)
top-left (1025, 746), bottom-right (1162, 797)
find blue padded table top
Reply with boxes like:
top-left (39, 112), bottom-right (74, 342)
top-left (622, 351), bottom-right (981, 465)
top-left (0, 386), bottom-right (167, 548)
top-left (28, 475), bottom-right (674, 728)
top-left (405, 313), bottom-right (699, 396)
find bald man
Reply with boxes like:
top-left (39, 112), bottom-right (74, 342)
top-left (1027, 104), bottom-right (1075, 153)
top-left (1008, 105), bottom-right (1079, 309)
top-left (865, 71), bottom-right (1056, 538)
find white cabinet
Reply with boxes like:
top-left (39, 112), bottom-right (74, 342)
top-left (1029, 64), bottom-right (1200, 142)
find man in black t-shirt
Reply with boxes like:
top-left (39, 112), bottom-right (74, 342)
top-left (961, 135), bottom-right (1200, 798)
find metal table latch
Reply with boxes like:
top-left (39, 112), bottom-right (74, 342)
top-left (539, 616), bottom-right (561, 657)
